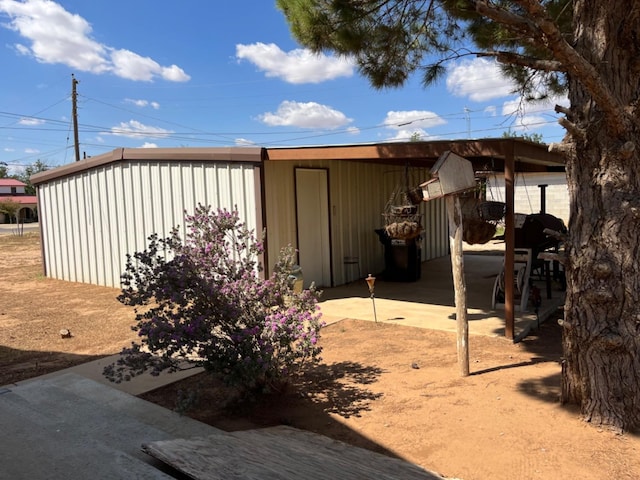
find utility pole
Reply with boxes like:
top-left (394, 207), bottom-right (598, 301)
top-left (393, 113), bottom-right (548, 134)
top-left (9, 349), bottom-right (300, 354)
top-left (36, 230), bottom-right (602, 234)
top-left (463, 107), bottom-right (471, 138)
top-left (72, 74), bottom-right (80, 162)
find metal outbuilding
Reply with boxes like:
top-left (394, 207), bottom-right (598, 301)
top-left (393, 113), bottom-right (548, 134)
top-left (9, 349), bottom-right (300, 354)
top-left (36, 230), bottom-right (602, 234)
top-left (31, 138), bottom-right (566, 328)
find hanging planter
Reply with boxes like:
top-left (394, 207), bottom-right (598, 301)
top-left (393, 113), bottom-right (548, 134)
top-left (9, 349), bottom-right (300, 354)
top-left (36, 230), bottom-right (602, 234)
top-left (406, 186), bottom-right (424, 205)
top-left (383, 204), bottom-right (423, 240)
top-left (382, 166), bottom-right (424, 240)
top-left (459, 195), bottom-right (498, 245)
top-left (478, 201), bottom-right (506, 221)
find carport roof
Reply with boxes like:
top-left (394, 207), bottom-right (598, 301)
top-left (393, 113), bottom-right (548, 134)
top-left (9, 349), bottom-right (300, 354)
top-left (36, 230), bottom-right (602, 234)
top-left (265, 138), bottom-right (565, 172)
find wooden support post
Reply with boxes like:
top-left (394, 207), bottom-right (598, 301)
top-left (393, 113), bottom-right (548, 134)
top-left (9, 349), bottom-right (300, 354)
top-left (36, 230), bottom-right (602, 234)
top-left (446, 195), bottom-right (469, 376)
top-left (504, 145), bottom-right (515, 340)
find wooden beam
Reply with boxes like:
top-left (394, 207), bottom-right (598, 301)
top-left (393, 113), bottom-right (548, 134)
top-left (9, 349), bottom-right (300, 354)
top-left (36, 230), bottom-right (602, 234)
top-left (504, 144), bottom-right (515, 340)
top-left (446, 195), bottom-right (469, 376)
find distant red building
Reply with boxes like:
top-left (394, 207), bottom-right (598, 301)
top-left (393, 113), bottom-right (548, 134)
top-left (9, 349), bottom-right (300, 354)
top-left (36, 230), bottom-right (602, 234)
top-left (0, 178), bottom-right (38, 223)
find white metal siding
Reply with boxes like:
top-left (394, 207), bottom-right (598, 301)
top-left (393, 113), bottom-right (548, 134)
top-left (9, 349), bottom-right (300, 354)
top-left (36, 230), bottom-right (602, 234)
top-left (37, 161), bottom-right (259, 288)
top-left (263, 160), bottom-right (448, 286)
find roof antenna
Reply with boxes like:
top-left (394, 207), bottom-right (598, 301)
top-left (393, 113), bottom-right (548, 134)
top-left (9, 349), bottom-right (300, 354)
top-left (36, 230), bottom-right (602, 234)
top-left (464, 107), bottom-right (471, 138)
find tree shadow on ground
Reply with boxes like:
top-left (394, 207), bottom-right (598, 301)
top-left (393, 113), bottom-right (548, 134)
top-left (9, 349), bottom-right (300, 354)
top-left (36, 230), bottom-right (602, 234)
top-left (294, 361), bottom-right (385, 418)
top-left (139, 361), bottom-right (399, 460)
top-left (511, 317), bottom-right (564, 405)
top-left (471, 316), bottom-right (563, 378)
top-left (0, 345), bottom-right (105, 386)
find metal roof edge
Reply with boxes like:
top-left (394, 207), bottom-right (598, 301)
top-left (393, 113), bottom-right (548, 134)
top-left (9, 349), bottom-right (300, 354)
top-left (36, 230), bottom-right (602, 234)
top-left (31, 147), bottom-right (265, 185)
top-left (264, 138), bottom-right (565, 167)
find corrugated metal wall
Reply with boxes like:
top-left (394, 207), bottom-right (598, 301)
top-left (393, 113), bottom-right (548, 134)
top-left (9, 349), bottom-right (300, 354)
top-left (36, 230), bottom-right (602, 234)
top-left (37, 161), bottom-right (260, 288)
top-left (263, 159), bottom-right (448, 286)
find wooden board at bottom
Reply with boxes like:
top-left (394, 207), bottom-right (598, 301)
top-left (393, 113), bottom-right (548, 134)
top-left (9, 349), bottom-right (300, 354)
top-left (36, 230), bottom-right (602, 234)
top-left (142, 425), bottom-right (443, 480)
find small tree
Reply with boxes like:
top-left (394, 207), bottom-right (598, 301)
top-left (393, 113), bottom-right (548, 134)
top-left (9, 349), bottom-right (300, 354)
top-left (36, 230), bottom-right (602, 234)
top-left (0, 199), bottom-right (20, 224)
top-left (104, 206), bottom-right (324, 395)
top-left (16, 160), bottom-right (49, 195)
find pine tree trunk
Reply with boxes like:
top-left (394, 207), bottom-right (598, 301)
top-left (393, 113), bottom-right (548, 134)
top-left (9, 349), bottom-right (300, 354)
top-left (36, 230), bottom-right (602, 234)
top-left (561, 0), bottom-right (640, 432)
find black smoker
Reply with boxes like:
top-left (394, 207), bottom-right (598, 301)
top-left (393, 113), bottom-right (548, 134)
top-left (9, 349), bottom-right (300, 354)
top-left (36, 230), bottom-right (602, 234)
top-left (374, 229), bottom-right (422, 282)
top-left (514, 212), bottom-right (566, 255)
top-left (515, 212), bottom-right (567, 291)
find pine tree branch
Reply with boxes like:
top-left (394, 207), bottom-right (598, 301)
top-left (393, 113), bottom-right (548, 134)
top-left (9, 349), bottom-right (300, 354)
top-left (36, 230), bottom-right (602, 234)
top-left (510, 0), bottom-right (629, 135)
top-left (473, 0), bottom-right (538, 33)
top-left (558, 116), bottom-right (585, 142)
top-left (554, 105), bottom-right (572, 117)
top-left (479, 51), bottom-right (565, 72)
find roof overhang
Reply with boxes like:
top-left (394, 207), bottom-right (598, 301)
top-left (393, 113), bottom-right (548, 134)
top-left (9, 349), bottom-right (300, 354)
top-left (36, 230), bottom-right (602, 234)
top-left (265, 138), bottom-right (565, 172)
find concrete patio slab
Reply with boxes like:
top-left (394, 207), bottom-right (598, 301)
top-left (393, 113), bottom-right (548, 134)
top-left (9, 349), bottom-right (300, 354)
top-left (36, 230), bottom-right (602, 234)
top-left (319, 248), bottom-right (564, 341)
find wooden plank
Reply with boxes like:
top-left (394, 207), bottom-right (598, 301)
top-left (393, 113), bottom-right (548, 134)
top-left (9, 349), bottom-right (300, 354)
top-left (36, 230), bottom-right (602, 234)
top-left (142, 426), bottom-right (443, 480)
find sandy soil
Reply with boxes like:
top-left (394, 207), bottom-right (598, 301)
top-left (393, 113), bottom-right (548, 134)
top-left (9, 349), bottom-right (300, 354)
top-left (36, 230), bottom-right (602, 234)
top-left (0, 233), bottom-right (139, 385)
top-left (2, 233), bottom-right (639, 480)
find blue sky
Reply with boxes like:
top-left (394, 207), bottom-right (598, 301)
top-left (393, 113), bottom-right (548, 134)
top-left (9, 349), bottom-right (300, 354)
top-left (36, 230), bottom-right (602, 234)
top-left (0, 0), bottom-right (567, 173)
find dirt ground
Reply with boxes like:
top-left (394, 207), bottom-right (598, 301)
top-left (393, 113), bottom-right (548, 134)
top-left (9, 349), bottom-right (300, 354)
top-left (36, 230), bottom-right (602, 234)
top-left (2, 233), bottom-right (639, 480)
top-left (0, 233), bottom-right (139, 385)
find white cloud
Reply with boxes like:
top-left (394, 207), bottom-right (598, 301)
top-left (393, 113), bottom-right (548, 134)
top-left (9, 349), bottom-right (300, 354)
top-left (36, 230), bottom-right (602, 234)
top-left (502, 93), bottom-right (568, 132)
top-left (161, 64), bottom-right (190, 82)
top-left (345, 126), bottom-right (360, 135)
top-left (24, 148), bottom-right (39, 154)
top-left (109, 120), bottom-right (173, 139)
top-left (0, 0), bottom-right (190, 82)
top-left (125, 98), bottom-right (160, 109)
top-left (382, 110), bottom-right (446, 130)
top-left (4, 147), bottom-right (15, 152)
top-left (236, 42), bottom-right (353, 84)
top-left (386, 128), bottom-right (435, 142)
top-left (235, 138), bottom-right (256, 146)
top-left (258, 101), bottom-right (352, 129)
top-left (18, 117), bottom-right (45, 126)
top-left (502, 98), bottom-right (525, 117)
top-left (126, 99), bottom-right (148, 107)
top-left (484, 105), bottom-right (497, 116)
top-left (140, 142), bottom-right (158, 148)
top-left (447, 58), bottom-right (515, 102)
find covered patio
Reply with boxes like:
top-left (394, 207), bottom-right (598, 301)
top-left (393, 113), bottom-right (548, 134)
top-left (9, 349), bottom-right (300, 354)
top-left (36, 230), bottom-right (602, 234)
top-left (268, 138), bottom-right (567, 340)
top-left (319, 242), bottom-right (565, 342)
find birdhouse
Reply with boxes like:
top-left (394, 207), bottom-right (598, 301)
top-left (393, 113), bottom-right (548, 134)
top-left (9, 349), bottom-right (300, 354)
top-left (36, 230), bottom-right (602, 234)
top-left (420, 151), bottom-right (476, 201)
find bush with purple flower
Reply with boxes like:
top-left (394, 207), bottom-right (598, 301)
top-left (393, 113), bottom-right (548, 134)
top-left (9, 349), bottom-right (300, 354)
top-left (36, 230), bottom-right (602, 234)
top-left (103, 205), bottom-right (324, 394)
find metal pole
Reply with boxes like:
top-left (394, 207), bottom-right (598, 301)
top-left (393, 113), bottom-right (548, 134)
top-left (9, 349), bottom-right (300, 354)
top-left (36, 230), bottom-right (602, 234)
top-left (538, 184), bottom-right (548, 214)
top-left (366, 274), bottom-right (378, 323)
